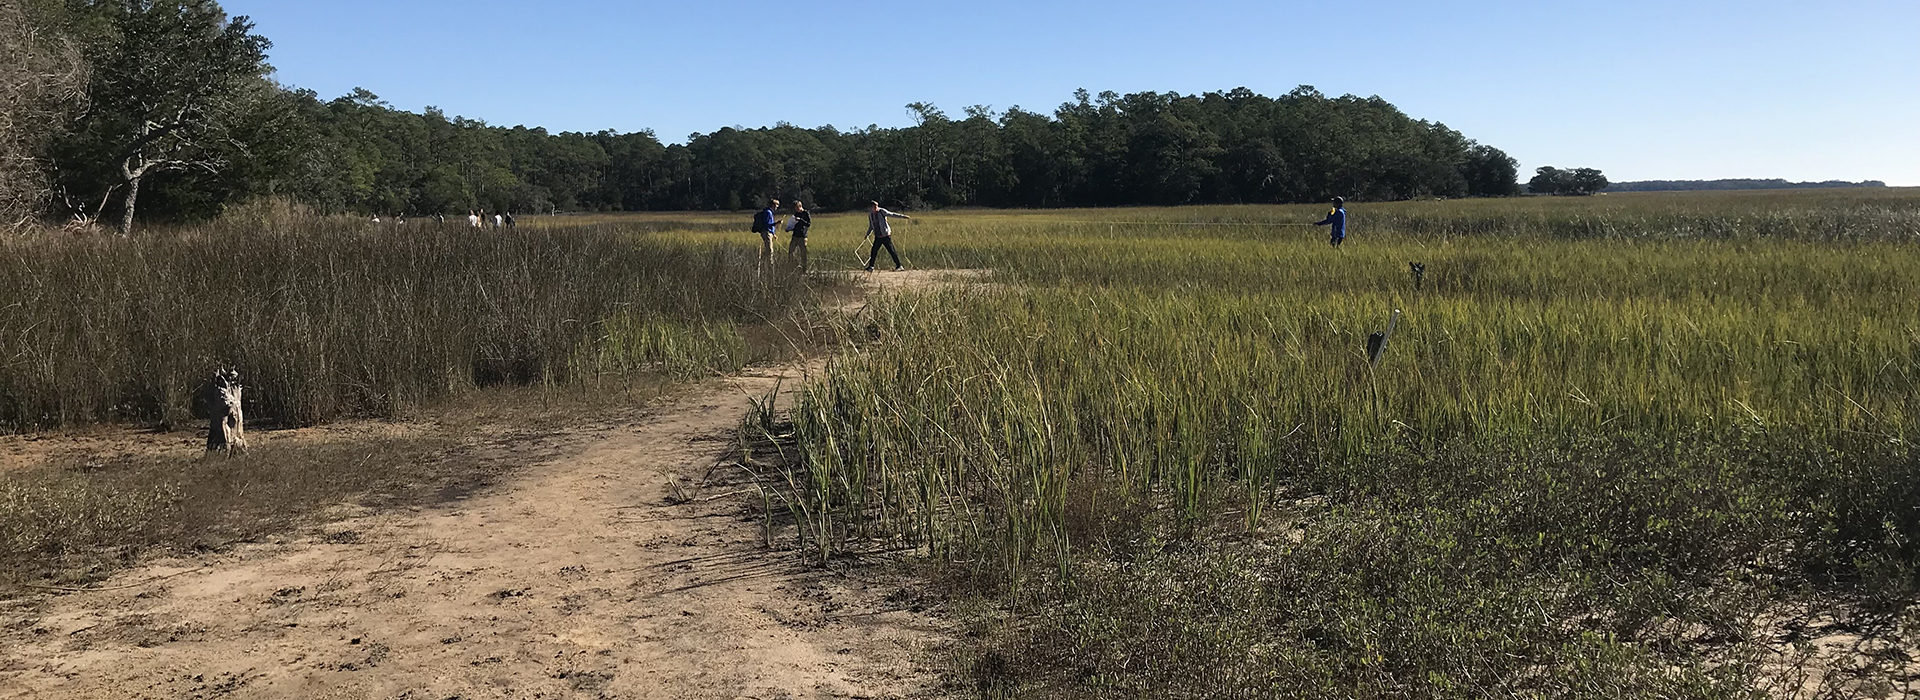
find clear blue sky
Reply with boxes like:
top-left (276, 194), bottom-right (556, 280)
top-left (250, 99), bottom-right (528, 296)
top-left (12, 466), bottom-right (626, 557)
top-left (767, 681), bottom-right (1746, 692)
top-left (227, 0), bottom-right (1919, 185)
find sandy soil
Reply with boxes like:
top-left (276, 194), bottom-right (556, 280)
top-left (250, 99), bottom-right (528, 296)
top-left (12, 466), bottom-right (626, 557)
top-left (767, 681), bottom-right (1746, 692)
top-left (0, 420), bottom-right (433, 475)
top-left (0, 270), bottom-right (991, 700)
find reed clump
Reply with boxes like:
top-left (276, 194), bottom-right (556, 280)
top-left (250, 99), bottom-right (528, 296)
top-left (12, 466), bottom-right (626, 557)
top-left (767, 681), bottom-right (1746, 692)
top-left (0, 217), bottom-right (814, 431)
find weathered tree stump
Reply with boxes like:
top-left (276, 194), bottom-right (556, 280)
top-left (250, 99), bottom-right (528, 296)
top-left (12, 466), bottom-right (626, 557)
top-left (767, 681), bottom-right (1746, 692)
top-left (205, 369), bottom-right (247, 454)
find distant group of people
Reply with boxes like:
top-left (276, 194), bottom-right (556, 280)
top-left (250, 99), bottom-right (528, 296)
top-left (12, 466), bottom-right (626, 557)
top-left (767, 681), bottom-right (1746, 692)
top-left (468, 210), bottom-right (515, 229)
top-left (370, 210), bottom-right (516, 229)
top-left (752, 199), bottom-right (913, 272)
top-left (749, 195), bottom-right (1345, 272)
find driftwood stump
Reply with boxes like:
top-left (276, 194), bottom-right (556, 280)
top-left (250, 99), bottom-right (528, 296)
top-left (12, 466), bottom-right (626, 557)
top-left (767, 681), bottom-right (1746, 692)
top-left (205, 369), bottom-right (247, 454)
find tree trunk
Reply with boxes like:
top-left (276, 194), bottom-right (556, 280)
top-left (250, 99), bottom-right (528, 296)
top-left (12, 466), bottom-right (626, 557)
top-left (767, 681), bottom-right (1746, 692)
top-left (205, 369), bottom-right (247, 454)
top-left (119, 173), bottom-right (142, 236)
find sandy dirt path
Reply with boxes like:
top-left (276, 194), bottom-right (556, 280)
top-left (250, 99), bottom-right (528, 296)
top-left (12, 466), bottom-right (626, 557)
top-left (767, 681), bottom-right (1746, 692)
top-left (0, 271), bottom-right (992, 700)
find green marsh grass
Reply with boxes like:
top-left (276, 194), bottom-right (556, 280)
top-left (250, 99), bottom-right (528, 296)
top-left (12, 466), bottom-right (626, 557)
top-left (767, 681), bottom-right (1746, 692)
top-left (771, 190), bottom-right (1920, 698)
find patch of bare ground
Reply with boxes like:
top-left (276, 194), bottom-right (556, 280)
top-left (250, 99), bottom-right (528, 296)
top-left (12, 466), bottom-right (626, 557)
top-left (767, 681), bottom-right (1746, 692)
top-left (0, 362), bottom-right (947, 698)
top-left (1755, 604), bottom-right (1920, 698)
top-left (0, 420), bottom-right (431, 475)
top-left (0, 270), bottom-right (995, 699)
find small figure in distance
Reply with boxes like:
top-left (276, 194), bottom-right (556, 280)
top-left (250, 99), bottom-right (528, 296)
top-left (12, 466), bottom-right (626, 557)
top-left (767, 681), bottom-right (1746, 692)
top-left (436, 213), bottom-right (446, 225)
top-left (752, 199), bottom-right (780, 264)
top-left (1315, 196), bottom-right (1347, 247)
top-left (468, 210), bottom-right (481, 228)
top-left (786, 200), bottom-right (811, 272)
top-left (493, 211), bottom-right (503, 229)
top-left (864, 201), bottom-right (912, 272)
top-left (371, 214), bottom-right (382, 224)
top-left (503, 211), bottom-right (516, 229)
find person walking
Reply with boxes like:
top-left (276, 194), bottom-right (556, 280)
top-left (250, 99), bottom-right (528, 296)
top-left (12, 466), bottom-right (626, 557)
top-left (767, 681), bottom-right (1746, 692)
top-left (784, 201), bottom-right (812, 272)
top-left (1315, 196), bottom-right (1348, 247)
top-left (863, 201), bottom-right (912, 271)
top-left (468, 210), bottom-right (481, 228)
top-left (503, 211), bottom-right (516, 229)
top-left (751, 199), bottom-right (780, 263)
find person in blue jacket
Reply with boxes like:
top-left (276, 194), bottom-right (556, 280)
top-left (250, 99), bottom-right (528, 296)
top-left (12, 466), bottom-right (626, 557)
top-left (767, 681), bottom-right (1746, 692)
top-left (1315, 196), bottom-right (1347, 246)
top-left (751, 199), bottom-right (780, 263)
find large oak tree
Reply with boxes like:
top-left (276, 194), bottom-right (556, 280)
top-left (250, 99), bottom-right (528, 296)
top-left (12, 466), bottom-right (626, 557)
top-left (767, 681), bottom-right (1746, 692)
top-left (58, 0), bottom-right (268, 234)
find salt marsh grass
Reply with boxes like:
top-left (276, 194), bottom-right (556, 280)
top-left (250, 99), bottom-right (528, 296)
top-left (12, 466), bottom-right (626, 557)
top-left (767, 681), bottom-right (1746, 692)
top-left (0, 214), bottom-right (819, 430)
top-left (773, 189), bottom-right (1920, 698)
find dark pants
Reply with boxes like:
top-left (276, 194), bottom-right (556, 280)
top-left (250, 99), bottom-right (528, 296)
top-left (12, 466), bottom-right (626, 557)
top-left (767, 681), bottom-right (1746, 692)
top-left (866, 236), bottom-right (901, 269)
top-left (788, 235), bottom-right (808, 271)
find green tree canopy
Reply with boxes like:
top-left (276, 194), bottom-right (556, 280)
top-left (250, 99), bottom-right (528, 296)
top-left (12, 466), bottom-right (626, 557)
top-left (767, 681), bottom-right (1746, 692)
top-left (7, 0), bottom-right (1536, 227)
top-left (54, 0), bottom-right (271, 233)
top-left (1530, 166), bottom-right (1609, 196)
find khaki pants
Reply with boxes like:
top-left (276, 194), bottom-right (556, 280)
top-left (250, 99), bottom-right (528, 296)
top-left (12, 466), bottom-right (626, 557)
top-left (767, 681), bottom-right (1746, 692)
top-left (787, 236), bottom-right (809, 272)
top-left (758, 232), bottom-right (774, 262)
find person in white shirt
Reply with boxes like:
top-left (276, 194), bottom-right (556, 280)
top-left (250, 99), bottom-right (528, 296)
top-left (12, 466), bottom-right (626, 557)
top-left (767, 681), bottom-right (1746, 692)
top-left (468, 211), bottom-right (482, 228)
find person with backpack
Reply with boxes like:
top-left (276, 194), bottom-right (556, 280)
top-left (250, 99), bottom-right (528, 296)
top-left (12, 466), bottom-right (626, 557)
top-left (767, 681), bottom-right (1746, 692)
top-left (1315, 196), bottom-right (1348, 247)
top-left (785, 200), bottom-right (812, 272)
top-left (751, 199), bottom-right (780, 263)
top-left (863, 201), bottom-right (912, 271)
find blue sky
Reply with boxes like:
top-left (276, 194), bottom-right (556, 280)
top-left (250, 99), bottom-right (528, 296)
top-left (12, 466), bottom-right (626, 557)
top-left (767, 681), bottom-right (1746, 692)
top-left (227, 0), bottom-right (1919, 185)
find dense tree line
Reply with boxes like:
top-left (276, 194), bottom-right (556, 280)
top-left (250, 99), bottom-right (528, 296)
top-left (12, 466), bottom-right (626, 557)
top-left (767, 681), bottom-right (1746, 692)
top-left (1528, 166), bottom-right (1609, 196)
top-left (4, 1), bottom-right (1523, 232)
top-left (1605, 178), bottom-right (1887, 193)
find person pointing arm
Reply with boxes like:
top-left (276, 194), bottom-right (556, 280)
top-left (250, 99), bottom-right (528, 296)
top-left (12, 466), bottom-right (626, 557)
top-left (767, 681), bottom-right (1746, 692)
top-left (864, 201), bottom-right (913, 271)
top-left (1314, 196), bottom-right (1347, 247)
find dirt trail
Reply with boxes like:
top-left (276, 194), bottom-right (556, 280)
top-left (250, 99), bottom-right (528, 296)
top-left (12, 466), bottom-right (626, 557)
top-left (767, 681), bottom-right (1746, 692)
top-left (0, 270), bottom-right (987, 700)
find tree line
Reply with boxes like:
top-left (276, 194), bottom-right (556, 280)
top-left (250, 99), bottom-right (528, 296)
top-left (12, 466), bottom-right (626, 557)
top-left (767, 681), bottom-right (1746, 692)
top-left (1604, 178), bottom-right (1887, 193)
top-left (4, 0), bottom-right (1525, 233)
top-left (1527, 166), bottom-right (1610, 196)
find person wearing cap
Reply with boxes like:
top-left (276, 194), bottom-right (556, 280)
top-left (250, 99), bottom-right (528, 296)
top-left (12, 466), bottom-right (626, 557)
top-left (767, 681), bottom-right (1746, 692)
top-left (1315, 196), bottom-right (1348, 247)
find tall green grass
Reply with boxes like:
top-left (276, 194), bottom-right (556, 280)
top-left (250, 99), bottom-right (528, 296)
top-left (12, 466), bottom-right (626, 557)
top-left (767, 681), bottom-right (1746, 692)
top-left (0, 217), bottom-right (816, 431)
top-left (778, 190), bottom-right (1920, 697)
